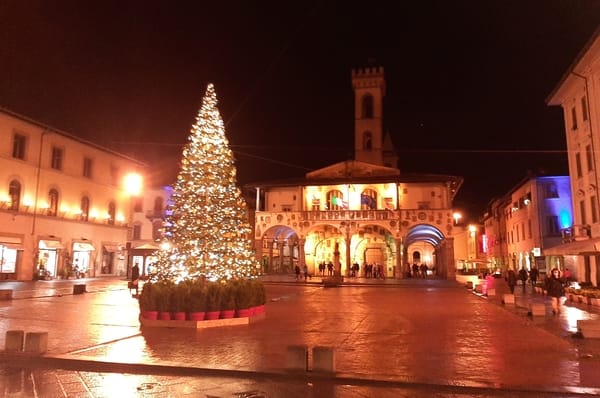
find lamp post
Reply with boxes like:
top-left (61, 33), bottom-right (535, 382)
top-left (453, 212), bottom-right (462, 225)
top-left (123, 172), bottom-right (143, 278)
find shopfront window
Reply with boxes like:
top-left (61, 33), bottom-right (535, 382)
top-left (0, 245), bottom-right (17, 273)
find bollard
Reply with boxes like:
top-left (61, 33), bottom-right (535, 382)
top-left (285, 345), bottom-right (308, 371)
top-left (528, 303), bottom-right (546, 316)
top-left (73, 284), bottom-right (86, 295)
top-left (5, 330), bottom-right (24, 352)
top-left (577, 320), bottom-right (600, 338)
top-left (502, 293), bottom-right (515, 304)
top-left (313, 346), bottom-right (336, 373)
top-left (24, 332), bottom-right (48, 354)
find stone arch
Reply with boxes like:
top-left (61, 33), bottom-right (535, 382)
top-left (298, 221), bottom-right (398, 277)
top-left (403, 223), bottom-right (447, 276)
top-left (257, 224), bottom-right (300, 274)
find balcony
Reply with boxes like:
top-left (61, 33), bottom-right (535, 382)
top-left (561, 224), bottom-right (591, 243)
top-left (145, 210), bottom-right (165, 220)
top-left (255, 209), bottom-right (453, 230)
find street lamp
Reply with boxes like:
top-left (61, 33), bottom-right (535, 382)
top-left (453, 212), bottom-right (462, 225)
top-left (468, 224), bottom-right (477, 237)
top-left (123, 172), bottom-right (144, 279)
top-left (123, 173), bottom-right (143, 197)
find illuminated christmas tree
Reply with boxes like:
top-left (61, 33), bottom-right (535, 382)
top-left (151, 83), bottom-right (259, 282)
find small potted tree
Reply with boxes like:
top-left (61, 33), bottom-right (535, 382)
top-left (187, 281), bottom-right (207, 321)
top-left (234, 279), bottom-right (253, 318)
top-left (155, 282), bottom-right (173, 320)
top-left (220, 282), bottom-right (236, 319)
top-left (139, 282), bottom-right (158, 320)
top-left (204, 282), bottom-right (222, 320)
top-left (170, 283), bottom-right (187, 320)
top-left (250, 280), bottom-right (267, 316)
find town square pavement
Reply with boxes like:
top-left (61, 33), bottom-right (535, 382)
top-left (0, 274), bottom-right (598, 397)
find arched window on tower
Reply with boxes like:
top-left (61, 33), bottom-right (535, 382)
top-left (363, 131), bottom-right (373, 151)
top-left (8, 180), bottom-right (21, 211)
top-left (361, 94), bottom-right (374, 118)
top-left (48, 189), bottom-right (59, 217)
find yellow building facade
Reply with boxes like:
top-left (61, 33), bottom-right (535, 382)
top-left (0, 108), bottom-right (146, 280)
top-left (251, 67), bottom-right (464, 279)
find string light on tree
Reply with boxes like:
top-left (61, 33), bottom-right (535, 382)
top-left (151, 83), bottom-right (259, 282)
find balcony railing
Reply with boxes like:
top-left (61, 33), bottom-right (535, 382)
top-left (145, 210), bottom-right (165, 220)
top-left (255, 209), bottom-right (451, 225)
top-left (561, 224), bottom-right (591, 243)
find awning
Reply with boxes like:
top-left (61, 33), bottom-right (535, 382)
top-left (0, 236), bottom-right (24, 250)
top-left (39, 240), bottom-right (64, 250)
top-left (103, 245), bottom-right (122, 252)
top-left (133, 243), bottom-right (160, 250)
top-left (466, 259), bottom-right (491, 264)
top-left (0, 243), bottom-right (24, 250)
top-left (73, 242), bottom-right (95, 252)
top-left (0, 236), bottom-right (23, 245)
top-left (543, 238), bottom-right (600, 255)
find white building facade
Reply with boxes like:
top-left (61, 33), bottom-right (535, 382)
top-left (505, 176), bottom-right (572, 273)
top-left (546, 27), bottom-right (600, 286)
top-left (0, 108), bottom-right (150, 280)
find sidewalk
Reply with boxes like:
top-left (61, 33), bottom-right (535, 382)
top-left (471, 277), bottom-right (600, 340)
top-left (0, 276), bottom-right (599, 397)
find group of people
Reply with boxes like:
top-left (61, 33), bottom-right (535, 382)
top-left (317, 262), bottom-right (335, 276)
top-left (506, 266), bottom-right (539, 294)
top-left (294, 264), bottom-right (310, 281)
top-left (408, 263), bottom-right (430, 278)
top-left (505, 266), bottom-right (570, 315)
top-left (356, 262), bottom-right (385, 279)
top-left (310, 262), bottom-right (388, 279)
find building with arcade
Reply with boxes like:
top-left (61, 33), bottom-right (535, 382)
top-left (250, 67), bottom-right (464, 279)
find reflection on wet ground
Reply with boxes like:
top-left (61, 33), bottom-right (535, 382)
top-left (0, 277), bottom-right (599, 397)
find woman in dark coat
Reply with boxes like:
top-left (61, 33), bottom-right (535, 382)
top-left (131, 262), bottom-right (140, 296)
top-left (545, 268), bottom-right (566, 315)
top-left (506, 269), bottom-right (517, 294)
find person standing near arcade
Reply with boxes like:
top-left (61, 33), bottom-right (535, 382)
top-left (545, 268), bottom-right (566, 315)
top-left (131, 262), bottom-right (140, 296)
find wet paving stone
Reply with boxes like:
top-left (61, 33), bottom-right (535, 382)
top-left (0, 277), bottom-right (599, 397)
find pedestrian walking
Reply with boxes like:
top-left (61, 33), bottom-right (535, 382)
top-left (295, 264), bottom-right (301, 280)
top-left (506, 269), bottom-right (517, 294)
top-left (303, 264), bottom-right (308, 281)
top-left (420, 263), bottom-right (428, 278)
top-left (327, 262), bottom-right (334, 276)
top-left (518, 267), bottom-right (528, 292)
top-left (529, 266), bottom-right (539, 290)
top-left (130, 262), bottom-right (140, 296)
top-left (563, 268), bottom-right (572, 286)
top-left (545, 267), bottom-right (566, 315)
top-left (412, 263), bottom-right (419, 278)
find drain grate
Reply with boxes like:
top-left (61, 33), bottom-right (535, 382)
top-left (234, 390), bottom-right (267, 398)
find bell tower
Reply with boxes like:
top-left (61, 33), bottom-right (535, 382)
top-left (352, 66), bottom-right (386, 166)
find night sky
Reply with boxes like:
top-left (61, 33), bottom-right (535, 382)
top-left (1, 1), bottom-right (599, 220)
